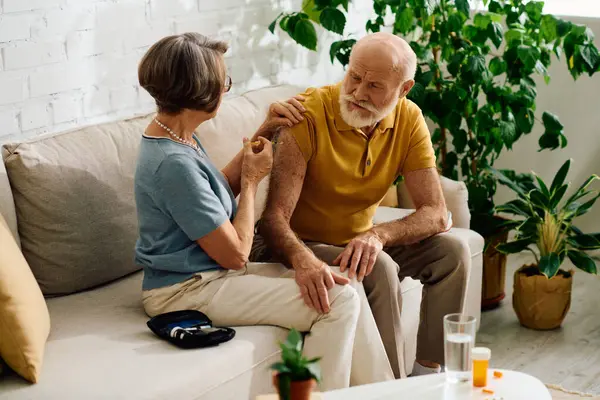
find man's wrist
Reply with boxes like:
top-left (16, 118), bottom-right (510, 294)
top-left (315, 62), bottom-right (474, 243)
top-left (371, 226), bottom-right (390, 247)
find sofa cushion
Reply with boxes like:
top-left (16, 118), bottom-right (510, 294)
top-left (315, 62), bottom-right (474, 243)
top-left (0, 214), bottom-right (50, 383)
top-left (2, 116), bottom-right (151, 295)
top-left (0, 156), bottom-right (18, 245)
top-left (0, 271), bottom-right (290, 400)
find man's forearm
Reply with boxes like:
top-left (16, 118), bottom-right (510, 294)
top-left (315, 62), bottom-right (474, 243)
top-left (260, 212), bottom-right (315, 268)
top-left (373, 205), bottom-right (448, 247)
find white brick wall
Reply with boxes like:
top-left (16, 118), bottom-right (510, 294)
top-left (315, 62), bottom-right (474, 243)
top-left (0, 0), bottom-right (372, 140)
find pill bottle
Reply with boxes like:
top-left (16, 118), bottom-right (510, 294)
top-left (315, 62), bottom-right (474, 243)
top-left (472, 347), bottom-right (491, 387)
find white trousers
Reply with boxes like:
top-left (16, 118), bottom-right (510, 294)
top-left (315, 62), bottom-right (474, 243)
top-left (142, 263), bottom-right (394, 391)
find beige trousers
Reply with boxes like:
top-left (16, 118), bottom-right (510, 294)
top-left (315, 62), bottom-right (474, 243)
top-left (142, 263), bottom-right (394, 391)
top-left (251, 232), bottom-right (470, 379)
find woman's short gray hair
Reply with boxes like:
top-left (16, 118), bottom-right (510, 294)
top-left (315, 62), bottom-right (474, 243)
top-left (138, 32), bottom-right (228, 114)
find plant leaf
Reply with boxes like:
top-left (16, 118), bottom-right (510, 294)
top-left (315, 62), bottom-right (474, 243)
top-left (496, 199), bottom-right (531, 217)
top-left (497, 238), bottom-right (535, 254)
top-left (568, 250), bottom-right (598, 274)
top-left (541, 15), bottom-right (558, 42)
top-left (306, 361), bottom-right (322, 382)
top-left (292, 19), bottom-right (318, 51)
top-left (489, 57), bottom-right (507, 76)
top-left (539, 253), bottom-right (561, 278)
top-left (528, 189), bottom-right (550, 209)
top-left (550, 159), bottom-right (571, 194)
top-left (319, 7), bottom-right (346, 34)
top-left (474, 13), bottom-right (491, 29)
top-left (572, 192), bottom-right (600, 218)
top-left (491, 167), bottom-right (527, 198)
top-left (564, 174), bottom-right (600, 209)
top-left (271, 362), bottom-right (292, 374)
top-left (568, 233), bottom-right (600, 250)
top-left (542, 111), bottom-right (564, 133)
top-left (455, 0), bottom-right (470, 16)
top-left (278, 373), bottom-right (292, 400)
top-left (534, 174), bottom-right (550, 198)
top-left (518, 45), bottom-right (541, 71)
top-left (269, 13), bottom-right (283, 33)
top-left (395, 7), bottom-right (414, 34)
top-left (285, 328), bottom-right (303, 352)
top-left (549, 184), bottom-right (569, 210)
top-left (516, 108), bottom-right (534, 134)
top-left (488, 21), bottom-right (503, 48)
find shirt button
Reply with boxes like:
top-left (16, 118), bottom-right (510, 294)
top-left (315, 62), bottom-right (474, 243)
top-left (366, 159), bottom-right (371, 166)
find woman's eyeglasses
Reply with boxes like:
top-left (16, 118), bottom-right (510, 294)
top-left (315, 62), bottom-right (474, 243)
top-left (224, 75), bottom-right (232, 93)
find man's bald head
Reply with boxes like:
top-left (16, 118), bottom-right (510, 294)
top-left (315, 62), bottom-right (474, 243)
top-left (350, 32), bottom-right (417, 81)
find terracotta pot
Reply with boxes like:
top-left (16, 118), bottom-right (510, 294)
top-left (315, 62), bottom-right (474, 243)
top-left (481, 228), bottom-right (509, 310)
top-left (272, 372), bottom-right (316, 400)
top-left (513, 265), bottom-right (573, 330)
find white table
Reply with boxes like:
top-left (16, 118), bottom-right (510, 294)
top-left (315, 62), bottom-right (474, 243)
top-left (321, 369), bottom-right (551, 400)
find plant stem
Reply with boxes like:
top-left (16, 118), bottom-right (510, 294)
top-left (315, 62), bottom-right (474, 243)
top-left (433, 47), bottom-right (447, 168)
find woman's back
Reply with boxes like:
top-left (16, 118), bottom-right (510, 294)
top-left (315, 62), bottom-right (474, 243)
top-left (134, 136), bottom-right (236, 291)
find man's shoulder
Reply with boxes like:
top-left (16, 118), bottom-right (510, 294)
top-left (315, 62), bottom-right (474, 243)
top-left (298, 84), bottom-right (338, 120)
top-left (397, 97), bottom-right (424, 119)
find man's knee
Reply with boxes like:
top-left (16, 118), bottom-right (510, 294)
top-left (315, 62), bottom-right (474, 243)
top-left (433, 233), bottom-right (470, 278)
top-left (362, 251), bottom-right (400, 292)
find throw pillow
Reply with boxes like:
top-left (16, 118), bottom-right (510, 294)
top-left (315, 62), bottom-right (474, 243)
top-left (0, 213), bottom-right (50, 383)
top-left (2, 115), bottom-right (150, 295)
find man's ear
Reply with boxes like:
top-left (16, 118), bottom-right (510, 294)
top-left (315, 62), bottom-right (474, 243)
top-left (399, 80), bottom-right (415, 98)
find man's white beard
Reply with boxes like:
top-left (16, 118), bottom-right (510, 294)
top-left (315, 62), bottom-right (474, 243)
top-left (339, 89), bottom-right (398, 129)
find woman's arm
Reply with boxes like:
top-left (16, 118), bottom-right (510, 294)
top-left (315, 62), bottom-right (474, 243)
top-left (221, 96), bottom-right (305, 197)
top-left (198, 139), bottom-right (273, 270)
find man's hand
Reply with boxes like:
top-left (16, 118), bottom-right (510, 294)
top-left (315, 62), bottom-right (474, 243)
top-left (333, 230), bottom-right (384, 282)
top-left (254, 96), bottom-right (306, 141)
top-left (294, 256), bottom-right (350, 314)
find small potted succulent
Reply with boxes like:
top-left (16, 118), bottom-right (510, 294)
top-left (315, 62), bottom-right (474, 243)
top-left (270, 328), bottom-right (321, 400)
top-left (492, 159), bottom-right (599, 330)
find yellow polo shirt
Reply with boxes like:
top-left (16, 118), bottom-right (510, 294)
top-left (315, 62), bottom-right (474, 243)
top-left (288, 83), bottom-right (436, 246)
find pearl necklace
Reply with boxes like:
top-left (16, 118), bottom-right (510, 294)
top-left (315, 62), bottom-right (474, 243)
top-left (153, 118), bottom-right (200, 152)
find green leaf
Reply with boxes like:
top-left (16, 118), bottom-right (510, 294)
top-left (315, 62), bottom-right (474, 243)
top-left (487, 12), bottom-right (503, 23)
top-left (534, 174), bottom-right (550, 198)
top-left (448, 13), bottom-right (463, 34)
top-left (302, 0), bottom-right (322, 22)
top-left (556, 18), bottom-right (572, 37)
top-left (516, 108), bottom-right (534, 134)
top-left (465, 55), bottom-right (488, 81)
top-left (292, 19), bottom-right (318, 51)
top-left (491, 167), bottom-right (527, 198)
top-left (505, 29), bottom-right (524, 46)
top-left (568, 234), bottom-right (600, 250)
top-left (271, 362), bottom-right (292, 374)
top-left (539, 132), bottom-right (560, 150)
top-left (496, 238), bottom-right (534, 254)
top-left (408, 82), bottom-right (426, 105)
top-left (269, 13), bottom-right (283, 33)
top-left (568, 250), bottom-right (598, 274)
top-left (496, 199), bottom-right (531, 217)
top-left (277, 373), bottom-right (292, 400)
top-left (306, 361), bottom-right (322, 382)
top-left (542, 111), bottom-right (564, 133)
top-left (529, 189), bottom-right (550, 209)
top-left (453, 129), bottom-right (468, 153)
top-left (525, 1), bottom-right (543, 23)
top-left (488, 22), bottom-right (504, 48)
top-left (572, 193), bottom-right (600, 218)
top-left (549, 184), bottom-right (569, 209)
top-left (284, 329), bottom-right (303, 351)
top-left (474, 13), bottom-right (491, 29)
top-left (550, 159), bottom-right (571, 194)
top-left (518, 45), bottom-right (541, 70)
top-left (319, 7), bottom-right (346, 34)
top-left (499, 119), bottom-right (517, 148)
top-left (541, 15), bottom-right (558, 42)
top-left (329, 39), bottom-right (355, 64)
top-left (395, 7), bottom-right (414, 33)
top-left (539, 253), bottom-right (562, 278)
top-left (579, 45), bottom-right (600, 71)
top-left (455, 0), bottom-right (470, 16)
top-left (564, 175), bottom-right (600, 209)
top-left (489, 57), bottom-right (507, 75)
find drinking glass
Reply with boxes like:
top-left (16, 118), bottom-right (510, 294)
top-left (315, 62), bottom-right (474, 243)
top-left (443, 313), bottom-right (477, 383)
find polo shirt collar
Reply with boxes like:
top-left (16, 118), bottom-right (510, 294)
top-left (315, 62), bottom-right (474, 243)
top-left (333, 82), bottom-right (398, 134)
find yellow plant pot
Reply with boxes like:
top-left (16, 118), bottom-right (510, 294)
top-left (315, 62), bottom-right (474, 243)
top-left (513, 265), bottom-right (573, 330)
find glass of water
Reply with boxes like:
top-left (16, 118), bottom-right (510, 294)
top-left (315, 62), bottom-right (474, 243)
top-left (443, 313), bottom-right (477, 383)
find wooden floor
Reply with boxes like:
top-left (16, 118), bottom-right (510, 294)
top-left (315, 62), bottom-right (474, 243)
top-left (478, 253), bottom-right (600, 395)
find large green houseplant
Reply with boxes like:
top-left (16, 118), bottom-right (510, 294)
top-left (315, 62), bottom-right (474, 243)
top-left (492, 159), bottom-right (599, 329)
top-left (268, 0), bottom-right (600, 307)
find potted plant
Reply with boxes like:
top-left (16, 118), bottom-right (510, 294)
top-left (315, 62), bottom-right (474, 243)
top-left (270, 328), bottom-right (321, 400)
top-left (268, 0), bottom-right (600, 309)
top-left (492, 159), bottom-right (599, 330)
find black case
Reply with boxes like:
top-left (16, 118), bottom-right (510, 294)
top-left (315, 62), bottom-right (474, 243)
top-left (147, 310), bottom-right (235, 349)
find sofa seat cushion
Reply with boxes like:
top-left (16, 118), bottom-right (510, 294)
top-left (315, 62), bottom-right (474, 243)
top-left (0, 271), bottom-right (291, 400)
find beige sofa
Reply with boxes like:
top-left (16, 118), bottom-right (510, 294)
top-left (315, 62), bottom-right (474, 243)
top-left (0, 85), bottom-right (484, 399)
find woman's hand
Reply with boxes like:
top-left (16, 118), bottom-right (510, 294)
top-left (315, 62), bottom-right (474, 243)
top-left (241, 137), bottom-right (273, 187)
top-left (254, 95), bottom-right (306, 141)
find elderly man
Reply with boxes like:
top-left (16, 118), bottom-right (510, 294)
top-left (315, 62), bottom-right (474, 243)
top-left (253, 32), bottom-right (470, 379)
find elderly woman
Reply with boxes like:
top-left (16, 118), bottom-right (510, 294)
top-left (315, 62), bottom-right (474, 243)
top-left (134, 32), bottom-right (394, 390)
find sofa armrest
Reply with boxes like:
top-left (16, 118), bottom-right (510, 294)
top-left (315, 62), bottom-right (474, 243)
top-left (396, 175), bottom-right (471, 230)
